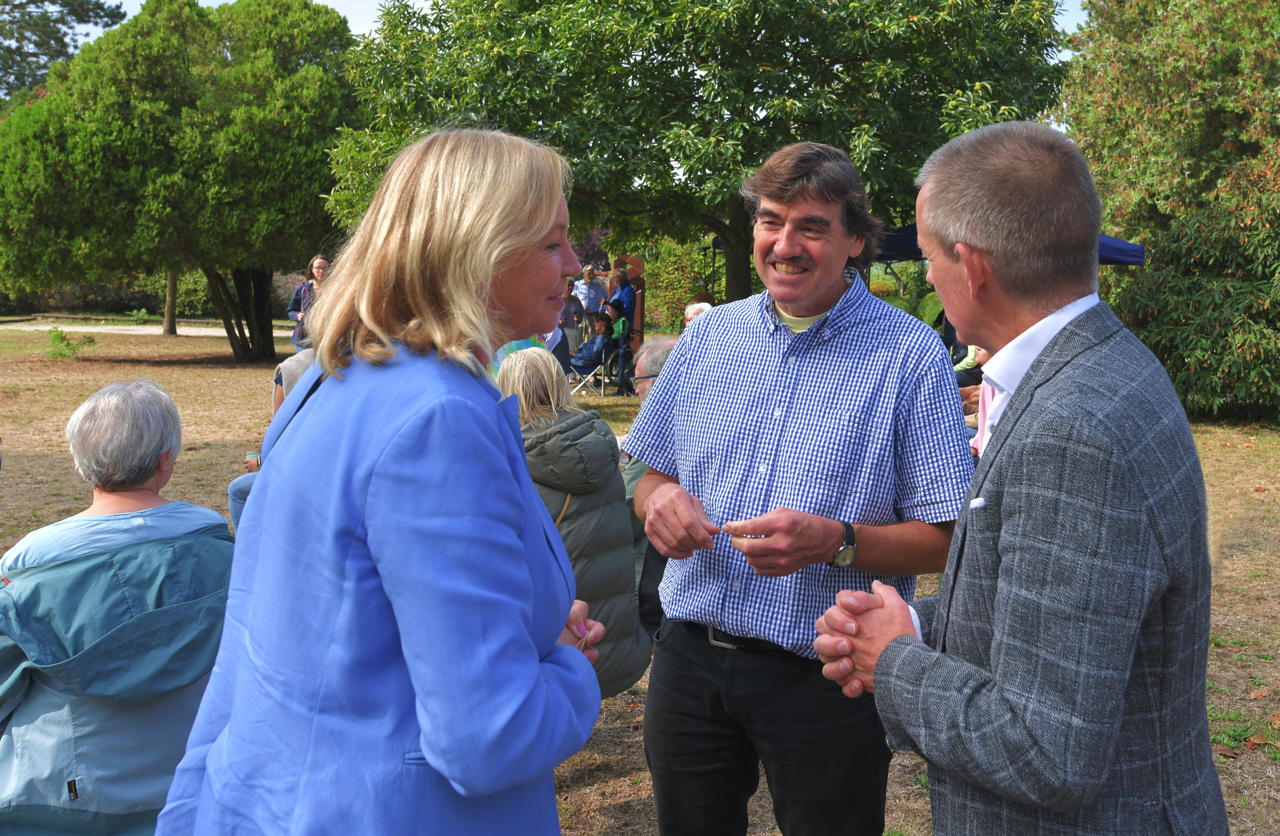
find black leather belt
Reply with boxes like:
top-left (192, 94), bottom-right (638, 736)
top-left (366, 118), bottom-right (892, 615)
top-left (697, 622), bottom-right (787, 653)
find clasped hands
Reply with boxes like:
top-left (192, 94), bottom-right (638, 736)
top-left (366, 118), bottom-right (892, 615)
top-left (642, 481), bottom-right (839, 576)
top-left (812, 581), bottom-right (916, 696)
top-left (559, 599), bottom-right (605, 664)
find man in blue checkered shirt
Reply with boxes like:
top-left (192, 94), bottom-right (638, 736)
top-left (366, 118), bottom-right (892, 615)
top-left (625, 142), bottom-right (973, 836)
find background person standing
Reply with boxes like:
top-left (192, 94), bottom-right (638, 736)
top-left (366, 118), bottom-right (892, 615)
top-left (285, 254), bottom-right (329, 351)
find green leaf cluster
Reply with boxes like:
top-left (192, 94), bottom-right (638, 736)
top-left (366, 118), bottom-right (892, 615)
top-left (334, 0), bottom-right (1063, 300)
top-left (0, 0), bottom-right (356, 359)
top-left (629, 236), bottom-right (724, 332)
top-left (0, 0), bottom-right (126, 97)
top-left (1062, 0), bottom-right (1280, 416)
top-left (45, 325), bottom-right (94, 359)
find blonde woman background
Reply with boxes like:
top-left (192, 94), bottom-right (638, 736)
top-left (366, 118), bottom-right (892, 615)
top-left (158, 130), bottom-right (604, 835)
top-left (498, 347), bottom-right (652, 698)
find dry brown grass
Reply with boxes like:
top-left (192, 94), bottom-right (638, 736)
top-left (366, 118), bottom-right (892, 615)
top-left (1, 326), bottom-right (1276, 834)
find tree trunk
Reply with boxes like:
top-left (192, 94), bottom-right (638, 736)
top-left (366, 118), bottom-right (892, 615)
top-left (163, 268), bottom-right (178, 335)
top-left (721, 202), bottom-right (754, 302)
top-left (201, 266), bottom-right (278, 362)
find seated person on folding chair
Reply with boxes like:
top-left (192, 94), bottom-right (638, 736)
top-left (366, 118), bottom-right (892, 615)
top-left (604, 300), bottom-right (635, 396)
top-left (570, 314), bottom-right (614, 376)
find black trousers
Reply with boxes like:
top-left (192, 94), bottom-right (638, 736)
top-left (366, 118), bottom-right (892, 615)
top-left (644, 619), bottom-right (891, 836)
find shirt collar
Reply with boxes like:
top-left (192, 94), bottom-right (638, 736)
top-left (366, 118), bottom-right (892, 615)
top-left (982, 293), bottom-right (1100, 397)
top-left (757, 267), bottom-right (870, 336)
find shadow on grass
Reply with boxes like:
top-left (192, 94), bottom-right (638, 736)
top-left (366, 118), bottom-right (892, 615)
top-left (73, 354), bottom-right (286, 370)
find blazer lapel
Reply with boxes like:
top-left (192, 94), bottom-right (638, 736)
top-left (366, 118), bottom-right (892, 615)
top-left (934, 302), bottom-right (1125, 649)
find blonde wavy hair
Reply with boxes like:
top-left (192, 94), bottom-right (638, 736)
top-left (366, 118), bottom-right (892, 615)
top-left (495, 347), bottom-right (584, 428)
top-left (307, 129), bottom-right (571, 376)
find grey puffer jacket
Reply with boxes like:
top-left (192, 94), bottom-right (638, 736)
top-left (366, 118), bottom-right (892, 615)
top-left (522, 411), bottom-right (652, 697)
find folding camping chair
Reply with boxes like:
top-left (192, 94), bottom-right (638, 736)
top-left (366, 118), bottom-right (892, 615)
top-left (569, 346), bottom-right (619, 396)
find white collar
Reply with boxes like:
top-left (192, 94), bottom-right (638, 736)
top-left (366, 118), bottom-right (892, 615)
top-left (982, 293), bottom-right (1100, 399)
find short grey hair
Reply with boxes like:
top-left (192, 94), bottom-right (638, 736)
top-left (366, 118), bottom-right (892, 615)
top-left (66, 380), bottom-right (182, 490)
top-left (683, 302), bottom-right (712, 322)
top-left (916, 121), bottom-right (1100, 304)
top-left (635, 337), bottom-right (677, 376)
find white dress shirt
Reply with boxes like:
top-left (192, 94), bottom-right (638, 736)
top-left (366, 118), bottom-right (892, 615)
top-left (976, 293), bottom-right (1100, 455)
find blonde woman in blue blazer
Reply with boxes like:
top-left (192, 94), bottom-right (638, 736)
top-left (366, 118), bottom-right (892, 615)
top-left (158, 130), bottom-right (603, 835)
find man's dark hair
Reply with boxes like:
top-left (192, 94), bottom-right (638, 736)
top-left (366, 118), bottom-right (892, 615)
top-left (592, 312), bottom-right (612, 329)
top-left (740, 142), bottom-right (883, 271)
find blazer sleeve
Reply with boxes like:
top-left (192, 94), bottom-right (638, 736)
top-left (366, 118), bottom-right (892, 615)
top-left (363, 394), bottom-right (600, 798)
top-left (874, 424), bottom-right (1168, 811)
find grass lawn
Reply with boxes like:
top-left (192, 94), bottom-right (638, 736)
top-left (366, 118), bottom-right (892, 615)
top-left (1, 325), bottom-right (1276, 834)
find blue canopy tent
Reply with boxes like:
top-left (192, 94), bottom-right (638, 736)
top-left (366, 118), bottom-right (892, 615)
top-left (877, 224), bottom-right (1146, 265)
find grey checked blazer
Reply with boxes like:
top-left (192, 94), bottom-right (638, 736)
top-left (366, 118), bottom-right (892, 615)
top-left (875, 303), bottom-right (1229, 834)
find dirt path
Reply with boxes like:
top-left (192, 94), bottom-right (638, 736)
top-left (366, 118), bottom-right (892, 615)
top-left (0, 320), bottom-right (293, 337)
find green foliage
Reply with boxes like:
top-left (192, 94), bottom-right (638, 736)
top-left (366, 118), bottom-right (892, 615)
top-left (867, 278), bottom-right (898, 297)
top-left (915, 291), bottom-right (944, 329)
top-left (1062, 0), bottom-right (1280, 417)
top-left (880, 295), bottom-right (913, 313)
top-left (133, 269), bottom-right (216, 317)
top-left (628, 236), bottom-right (721, 332)
top-left (334, 0), bottom-right (1063, 301)
top-left (1106, 227), bottom-right (1280, 418)
top-left (127, 307), bottom-right (149, 324)
top-left (0, 0), bottom-right (356, 360)
top-left (45, 326), bottom-right (94, 359)
top-left (0, 0), bottom-right (126, 97)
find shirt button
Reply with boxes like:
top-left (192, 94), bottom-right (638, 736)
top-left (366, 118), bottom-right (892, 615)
top-left (788, 357), bottom-right (798, 366)
top-left (757, 463), bottom-right (768, 475)
top-left (773, 408), bottom-right (782, 419)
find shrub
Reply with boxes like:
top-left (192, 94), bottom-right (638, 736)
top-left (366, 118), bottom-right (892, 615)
top-left (133, 270), bottom-right (217, 317)
top-left (1104, 209), bottom-right (1280, 418)
top-left (46, 327), bottom-right (95, 359)
top-left (631, 237), bottom-right (723, 333)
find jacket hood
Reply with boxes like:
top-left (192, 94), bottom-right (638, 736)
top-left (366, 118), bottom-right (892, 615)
top-left (0, 525), bottom-right (233, 702)
top-left (522, 411), bottom-right (620, 495)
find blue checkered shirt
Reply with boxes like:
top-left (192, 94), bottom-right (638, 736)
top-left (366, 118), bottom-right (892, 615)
top-left (624, 279), bottom-right (973, 657)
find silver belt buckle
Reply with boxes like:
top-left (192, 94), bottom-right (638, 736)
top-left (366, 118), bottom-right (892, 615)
top-left (707, 624), bottom-right (737, 650)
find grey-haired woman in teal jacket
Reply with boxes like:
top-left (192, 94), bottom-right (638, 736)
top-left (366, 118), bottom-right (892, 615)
top-left (0, 380), bottom-right (233, 834)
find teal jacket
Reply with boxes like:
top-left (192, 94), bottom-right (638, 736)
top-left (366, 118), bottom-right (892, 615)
top-left (0, 524), bottom-right (233, 835)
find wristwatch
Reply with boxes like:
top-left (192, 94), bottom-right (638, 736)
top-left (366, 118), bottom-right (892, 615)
top-left (831, 521), bottom-right (857, 568)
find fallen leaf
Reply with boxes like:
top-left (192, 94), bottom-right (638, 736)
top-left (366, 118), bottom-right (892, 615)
top-left (1213, 744), bottom-right (1239, 758)
top-left (1253, 486), bottom-right (1270, 492)
top-left (1246, 733), bottom-right (1269, 746)
top-left (1249, 688), bottom-right (1270, 699)
top-left (1269, 709), bottom-right (1280, 730)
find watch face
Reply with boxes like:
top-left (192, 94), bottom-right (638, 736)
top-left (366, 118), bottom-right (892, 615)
top-left (833, 544), bottom-right (856, 568)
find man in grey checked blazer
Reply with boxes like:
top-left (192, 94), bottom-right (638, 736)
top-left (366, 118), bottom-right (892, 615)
top-left (814, 121), bottom-right (1229, 834)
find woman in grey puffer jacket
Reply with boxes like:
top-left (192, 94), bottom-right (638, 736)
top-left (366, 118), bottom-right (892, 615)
top-left (497, 348), bottom-right (652, 697)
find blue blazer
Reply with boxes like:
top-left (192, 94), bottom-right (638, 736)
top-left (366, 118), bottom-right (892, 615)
top-left (159, 349), bottom-right (601, 835)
